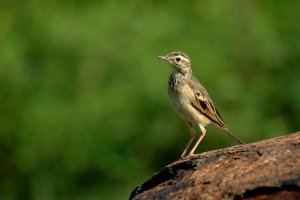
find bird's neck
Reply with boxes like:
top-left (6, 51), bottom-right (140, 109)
top-left (173, 68), bottom-right (192, 78)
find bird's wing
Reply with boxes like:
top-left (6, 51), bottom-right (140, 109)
top-left (188, 77), bottom-right (227, 129)
top-left (188, 77), bottom-right (245, 144)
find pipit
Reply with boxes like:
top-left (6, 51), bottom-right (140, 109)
top-left (159, 51), bottom-right (244, 157)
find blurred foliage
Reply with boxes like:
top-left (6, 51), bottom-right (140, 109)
top-left (0, 0), bottom-right (300, 199)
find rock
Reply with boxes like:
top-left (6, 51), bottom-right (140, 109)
top-left (130, 132), bottom-right (300, 200)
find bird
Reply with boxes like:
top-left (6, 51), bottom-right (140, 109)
top-left (158, 51), bottom-right (244, 158)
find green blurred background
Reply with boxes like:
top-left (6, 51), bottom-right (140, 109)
top-left (1, 0), bottom-right (300, 199)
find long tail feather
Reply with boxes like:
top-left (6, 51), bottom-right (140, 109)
top-left (224, 129), bottom-right (245, 144)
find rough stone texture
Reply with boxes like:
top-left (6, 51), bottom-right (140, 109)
top-left (130, 132), bottom-right (300, 200)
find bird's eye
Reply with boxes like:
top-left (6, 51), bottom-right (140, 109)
top-left (175, 57), bottom-right (181, 62)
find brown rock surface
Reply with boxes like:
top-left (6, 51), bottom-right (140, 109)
top-left (130, 132), bottom-right (300, 200)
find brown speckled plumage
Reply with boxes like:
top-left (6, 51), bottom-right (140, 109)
top-left (159, 51), bottom-right (244, 157)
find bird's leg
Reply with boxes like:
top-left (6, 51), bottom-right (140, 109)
top-left (189, 124), bottom-right (206, 155)
top-left (180, 121), bottom-right (196, 158)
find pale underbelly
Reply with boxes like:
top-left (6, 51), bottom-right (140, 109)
top-left (169, 95), bottom-right (211, 126)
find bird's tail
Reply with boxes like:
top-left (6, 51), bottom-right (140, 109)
top-left (223, 129), bottom-right (245, 144)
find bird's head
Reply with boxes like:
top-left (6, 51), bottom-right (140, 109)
top-left (158, 51), bottom-right (192, 75)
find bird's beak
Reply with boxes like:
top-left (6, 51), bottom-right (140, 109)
top-left (158, 55), bottom-right (168, 61)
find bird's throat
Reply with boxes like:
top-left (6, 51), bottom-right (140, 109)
top-left (173, 67), bottom-right (192, 78)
